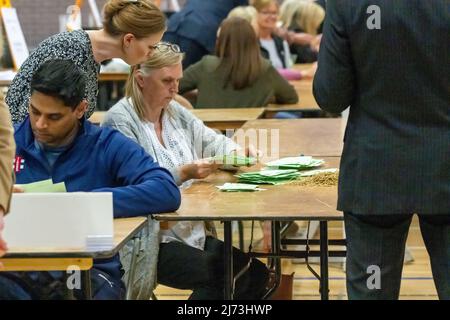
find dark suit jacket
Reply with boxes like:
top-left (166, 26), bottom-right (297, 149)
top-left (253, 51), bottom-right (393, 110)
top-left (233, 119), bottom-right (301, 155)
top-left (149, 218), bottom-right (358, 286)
top-left (313, 0), bottom-right (450, 215)
top-left (166, 0), bottom-right (248, 53)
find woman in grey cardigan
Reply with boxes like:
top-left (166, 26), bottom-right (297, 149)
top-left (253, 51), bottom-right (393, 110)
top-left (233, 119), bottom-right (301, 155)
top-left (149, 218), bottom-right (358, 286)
top-left (102, 44), bottom-right (269, 300)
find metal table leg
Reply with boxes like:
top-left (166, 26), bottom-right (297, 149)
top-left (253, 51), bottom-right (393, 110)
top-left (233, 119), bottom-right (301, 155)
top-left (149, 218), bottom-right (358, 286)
top-left (223, 221), bottom-right (234, 300)
top-left (82, 270), bottom-right (92, 300)
top-left (320, 221), bottom-right (329, 300)
top-left (238, 221), bottom-right (244, 251)
top-left (126, 237), bottom-right (141, 300)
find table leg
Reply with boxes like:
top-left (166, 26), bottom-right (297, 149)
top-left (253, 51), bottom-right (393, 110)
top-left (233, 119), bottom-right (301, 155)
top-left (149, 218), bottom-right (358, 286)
top-left (320, 221), bottom-right (329, 300)
top-left (238, 221), bottom-right (244, 251)
top-left (83, 270), bottom-right (92, 300)
top-left (223, 221), bottom-right (234, 300)
top-left (126, 237), bottom-right (141, 300)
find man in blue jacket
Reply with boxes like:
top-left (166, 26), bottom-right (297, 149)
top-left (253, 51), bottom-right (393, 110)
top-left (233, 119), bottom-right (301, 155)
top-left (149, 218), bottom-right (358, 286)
top-left (0, 59), bottom-right (181, 300)
top-left (163, 0), bottom-right (248, 69)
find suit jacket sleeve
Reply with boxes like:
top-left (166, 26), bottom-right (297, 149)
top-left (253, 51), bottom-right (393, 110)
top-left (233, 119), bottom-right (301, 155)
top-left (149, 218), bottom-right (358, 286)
top-left (313, 0), bottom-right (355, 113)
top-left (0, 100), bottom-right (15, 214)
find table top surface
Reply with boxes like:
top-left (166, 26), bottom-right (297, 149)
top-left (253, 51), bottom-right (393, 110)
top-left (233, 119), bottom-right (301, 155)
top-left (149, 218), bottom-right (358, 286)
top-left (266, 80), bottom-right (320, 112)
top-left (238, 118), bottom-right (345, 158)
top-left (154, 157), bottom-right (342, 222)
top-left (3, 217), bottom-right (147, 258)
top-left (190, 108), bottom-right (265, 122)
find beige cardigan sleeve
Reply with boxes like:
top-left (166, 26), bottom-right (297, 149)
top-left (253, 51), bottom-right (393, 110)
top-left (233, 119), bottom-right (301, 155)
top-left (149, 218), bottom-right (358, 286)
top-left (0, 99), bottom-right (15, 214)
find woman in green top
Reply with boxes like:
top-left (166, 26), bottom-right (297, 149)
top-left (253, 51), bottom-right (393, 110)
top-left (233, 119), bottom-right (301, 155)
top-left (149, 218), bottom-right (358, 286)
top-left (179, 17), bottom-right (298, 108)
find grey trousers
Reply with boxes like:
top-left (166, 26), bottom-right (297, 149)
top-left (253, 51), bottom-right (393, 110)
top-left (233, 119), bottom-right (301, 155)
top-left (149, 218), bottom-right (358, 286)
top-left (344, 212), bottom-right (450, 300)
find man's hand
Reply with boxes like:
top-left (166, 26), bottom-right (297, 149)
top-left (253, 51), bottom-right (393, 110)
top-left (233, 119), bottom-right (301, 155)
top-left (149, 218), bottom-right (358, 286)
top-left (179, 160), bottom-right (220, 182)
top-left (13, 185), bottom-right (24, 193)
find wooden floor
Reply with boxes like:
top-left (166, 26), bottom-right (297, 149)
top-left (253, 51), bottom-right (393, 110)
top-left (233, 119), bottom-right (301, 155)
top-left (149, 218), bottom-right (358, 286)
top-left (154, 216), bottom-right (438, 300)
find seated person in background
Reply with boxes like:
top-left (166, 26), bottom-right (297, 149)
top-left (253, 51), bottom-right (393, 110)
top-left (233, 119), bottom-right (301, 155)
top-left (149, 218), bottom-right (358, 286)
top-left (279, 0), bottom-right (324, 63)
top-left (227, 5), bottom-right (260, 33)
top-left (252, 0), bottom-right (292, 69)
top-left (0, 60), bottom-right (181, 300)
top-left (102, 45), bottom-right (270, 300)
top-left (179, 17), bottom-right (298, 108)
top-left (227, 5), bottom-right (314, 80)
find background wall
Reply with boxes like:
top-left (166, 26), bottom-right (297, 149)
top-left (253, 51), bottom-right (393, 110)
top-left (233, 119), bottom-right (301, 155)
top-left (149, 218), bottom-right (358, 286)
top-left (11, 0), bottom-right (108, 49)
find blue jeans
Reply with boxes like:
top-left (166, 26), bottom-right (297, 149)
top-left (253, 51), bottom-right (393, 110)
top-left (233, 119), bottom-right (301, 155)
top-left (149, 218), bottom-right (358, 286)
top-left (0, 268), bottom-right (125, 300)
top-left (0, 276), bottom-right (32, 300)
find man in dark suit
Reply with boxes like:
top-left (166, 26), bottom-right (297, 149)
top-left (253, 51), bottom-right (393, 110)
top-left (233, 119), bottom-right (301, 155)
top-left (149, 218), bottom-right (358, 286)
top-left (163, 0), bottom-right (248, 69)
top-left (313, 0), bottom-right (450, 299)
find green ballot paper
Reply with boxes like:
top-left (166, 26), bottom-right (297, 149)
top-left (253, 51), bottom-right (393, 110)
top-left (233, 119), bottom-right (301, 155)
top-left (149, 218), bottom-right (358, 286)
top-left (265, 156), bottom-right (324, 170)
top-left (208, 155), bottom-right (257, 167)
top-left (19, 179), bottom-right (67, 193)
top-left (216, 183), bottom-right (266, 192)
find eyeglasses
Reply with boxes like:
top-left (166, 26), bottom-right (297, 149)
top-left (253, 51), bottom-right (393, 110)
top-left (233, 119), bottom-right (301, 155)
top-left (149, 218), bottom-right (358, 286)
top-left (152, 42), bottom-right (181, 53)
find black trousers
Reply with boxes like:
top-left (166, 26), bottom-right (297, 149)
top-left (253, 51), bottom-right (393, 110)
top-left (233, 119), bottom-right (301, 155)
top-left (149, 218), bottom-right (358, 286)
top-left (157, 236), bottom-right (269, 300)
top-left (344, 212), bottom-right (450, 300)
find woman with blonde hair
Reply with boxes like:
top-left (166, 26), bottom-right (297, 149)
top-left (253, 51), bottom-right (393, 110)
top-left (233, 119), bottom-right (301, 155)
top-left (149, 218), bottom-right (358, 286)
top-left (7, 0), bottom-right (166, 124)
top-left (279, 0), bottom-right (325, 63)
top-left (179, 17), bottom-right (298, 108)
top-left (252, 0), bottom-right (293, 69)
top-left (227, 5), bottom-right (259, 33)
top-left (103, 43), bottom-right (269, 300)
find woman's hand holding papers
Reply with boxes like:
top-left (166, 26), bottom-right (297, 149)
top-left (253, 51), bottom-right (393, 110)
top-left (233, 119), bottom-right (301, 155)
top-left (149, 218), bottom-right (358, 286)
top-left (179, 160), bottom-right (220, 182)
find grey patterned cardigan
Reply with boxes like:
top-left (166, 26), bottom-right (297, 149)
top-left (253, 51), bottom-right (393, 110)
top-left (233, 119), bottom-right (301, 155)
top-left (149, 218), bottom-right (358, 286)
top-left (102, 97), bottom-right (239, 299)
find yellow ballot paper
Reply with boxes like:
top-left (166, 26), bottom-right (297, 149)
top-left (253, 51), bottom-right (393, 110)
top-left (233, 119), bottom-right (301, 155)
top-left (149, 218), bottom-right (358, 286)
top-left (19, 179), bottom-right (67, 193)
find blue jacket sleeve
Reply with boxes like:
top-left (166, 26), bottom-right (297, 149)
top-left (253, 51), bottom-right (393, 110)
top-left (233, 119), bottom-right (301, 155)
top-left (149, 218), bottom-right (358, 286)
top-left (93, 131), bottom-right (181, 218)
top-left (313, 0), bottom-right (355, 113)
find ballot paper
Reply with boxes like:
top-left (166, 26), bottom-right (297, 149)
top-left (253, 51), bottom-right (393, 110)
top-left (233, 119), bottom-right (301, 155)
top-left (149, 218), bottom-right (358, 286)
top-left (207, 155), bottom-right (257, 167)
top-left (265, 156), bottom-right (324, 170)
top-left (216, 183), bottom-right (266, 192)
top-left (236, 169), bottom-right (301, 185)
top-left (18, 179), bottom-right (67, 193)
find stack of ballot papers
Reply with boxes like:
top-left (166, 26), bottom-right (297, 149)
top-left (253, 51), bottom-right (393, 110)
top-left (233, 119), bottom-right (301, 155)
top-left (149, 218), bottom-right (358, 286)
top-left (236, 169), bottom-right (301, 185)
top-left (207, 155), bottom-right (257, 166)
top-left (266, 156), bottom-right (324, 170)
top-left (86, 235), bottom-right (114, 251)
top-left (216, 183), bottom-right (266, 192)
top-left (18, 179), bottom-right (67, 193)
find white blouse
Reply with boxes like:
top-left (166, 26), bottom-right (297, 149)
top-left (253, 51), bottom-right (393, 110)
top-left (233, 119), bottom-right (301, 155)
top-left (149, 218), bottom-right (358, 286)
top-left (103, 98), bottom-right (240, 250)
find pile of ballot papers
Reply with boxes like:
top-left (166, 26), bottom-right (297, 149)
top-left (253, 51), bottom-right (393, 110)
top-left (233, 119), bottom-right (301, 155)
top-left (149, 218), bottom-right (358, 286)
top-left (235, 169), bottom-right (302, 185)
top-left (265, 156), bottom-right (324, 170)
